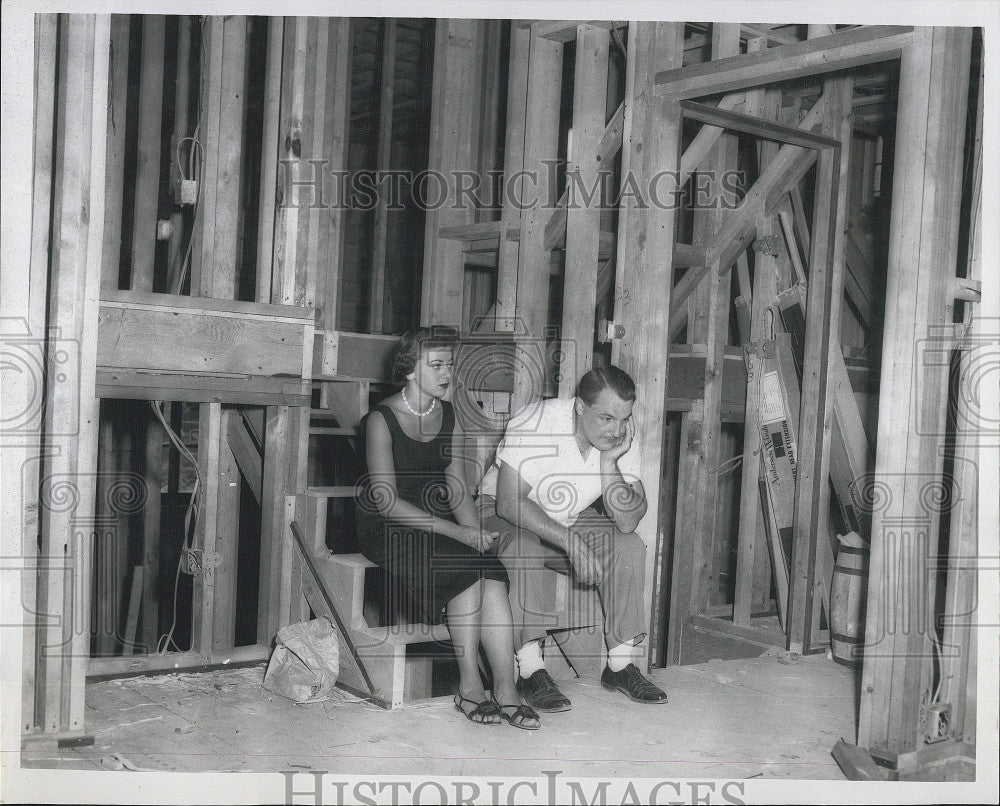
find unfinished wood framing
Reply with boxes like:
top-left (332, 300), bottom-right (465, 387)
top-left (611, 21), bottom-right (686, 669)
top-left (786, 73), bottom-right (851, 655)
top-left (130, 15), bottom-right (166, 293)
top-left (558, 23), bottom-right (610, 395)
top-left (191, 15), bottom-right (247, 299)
top-left (14, 19), bottom-right (987, 780)
top-left (101, 15), bottom-right (130, 291)
top-left (422, 19), bottom-right (485, 328)
top-left (857, 26), bottom-right (972, 760)
top-left (665, 24), bottom-right (740, 664)
top-left (512, 25), bottom-right (562, 410)
top-left (32, 13), bottom-right (111, 736)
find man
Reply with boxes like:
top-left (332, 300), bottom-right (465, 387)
top-left (479, 364), bottom-right (667, 710)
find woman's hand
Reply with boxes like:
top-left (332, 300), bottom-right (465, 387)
top-left (450, 524), bottom-right (500, 553)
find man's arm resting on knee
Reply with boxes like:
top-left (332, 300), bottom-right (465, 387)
top-left (495, 460), bottom-right (570, 552)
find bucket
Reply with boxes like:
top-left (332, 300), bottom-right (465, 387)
top-left (830, 531), bottom-right (869, 667)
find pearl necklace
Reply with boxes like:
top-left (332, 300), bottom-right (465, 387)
top-left (402, 387), bottom-right (436, 417)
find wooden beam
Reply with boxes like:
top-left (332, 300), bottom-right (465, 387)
top-left (668, 96), bottom-right (828, 339)
top-left (368, 19), bottom-right (396, 332)
top-left (35, 14), bottom-right (110, 735)
top-left (543, 101), bottom-right (623, 251)
top-left (211, 408), bottom-right (240, 652)
top-left (679, 99), bottom-right (839, 150)
top-left (495, 23), bottom-right (530, 334)
top-left (98, 291), bottom-right (313, 379)
top-left (939, 64), bottom-right (981, 744)
top-left (129, 15), bottom-right (166, 293)
top-left (228, 412), bottom-right (264, 504)
top-left (655, 26), bottom-right (912, 99)
top-left (96, 370), bottom-right (310, 407)
top-left (13, 13), bottom-right (58, 734)
top-left (421, 19), bottom-right (484, 328)
top-left (738, 44), bottom-right (782, 621)
top-left (785, 80), bottom-right (849, 653)
top-left (533, 19), bottom-right (617, 43)
top-left (678, 92), bottom-right (742, 184)
top-left (192, 403), bottom-right (222, 653)
top-left (191, 16), bottom-right (247, 300)
top-left (733, 216), bottom-right (782, 628)
top-left (667, 23), bottom-right (740, 660)
top-left (512, 25), bottom-right (562, 409)
top-left (858, 27), bottom-right (973, 757)
top-left (101, 15), bottom-right (130, 291)
top-left (559, 23), bottom-right (610, 395)
top-left (320, 19), bottom-right (351, 329)
top-left (140, 412), bottom-right (162, 653)
top-left (254, 17), bottom-right (284, 305)
top-left (165, 16), bottom-right (193, 296)
top-left (609, 21), bottom-right (686, 669)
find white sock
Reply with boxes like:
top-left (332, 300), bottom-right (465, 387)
top-left (516, 639), bottom-right (545, 678)
top-left (607, 639), bottom-right (636, 672)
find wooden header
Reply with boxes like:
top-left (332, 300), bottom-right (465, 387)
top-left (97, 290), bottom-right (313, 404)
top-left (656, 26), bottom-right (912, 99)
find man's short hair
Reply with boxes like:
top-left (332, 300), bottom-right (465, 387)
top-left (389, 326), bottom-right (458, 385)
top-left (576, 364), bottom-right (636, 405)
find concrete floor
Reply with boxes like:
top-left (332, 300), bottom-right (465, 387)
top-left (23, 649), bottom-right (859, 780)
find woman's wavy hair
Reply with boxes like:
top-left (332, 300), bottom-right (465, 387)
top-left (389, 326), bottom-right (459, 386)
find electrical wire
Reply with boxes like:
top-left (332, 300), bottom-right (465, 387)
top-left (149, 401), bottom-right (202, 654)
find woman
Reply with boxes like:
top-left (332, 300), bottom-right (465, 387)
top-left (356, 327), bottom-right (538, 730)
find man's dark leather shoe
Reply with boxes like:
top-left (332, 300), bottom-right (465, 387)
top-left (516, 669), bottom-right (571, 712)
top-left (600, 663), bottom-right (668, 703)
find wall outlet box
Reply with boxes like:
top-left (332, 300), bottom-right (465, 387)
top-left (180, 179), bottom-right (198, 205)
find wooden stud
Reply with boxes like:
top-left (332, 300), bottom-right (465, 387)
top-left (254, 17), bottom-right (284, 305)
top-left (12, 13), bottom-right (59, 735)
top-left (475, 19), bottom-right (504, 226)
top-left (320, 19), bottom-right (351, 329)
top-left (191, 15), bottom-right (247, 300)
top-left (667, 23), bottom-right (740, 657)
top-left (939, 64), bottom-right (981, 742)
top-left (101, 15), bottom-right (130, 291)
top-left (368, 19), bottom-right (396, 332)
top-left (211, 408), bottom-right (240, 652)
top-left (129, 15), bottom-right (166, 293)
top-left (733, 43), bottom-right (781, 626)
top-left (610, 21), bottom-right (686, 668)
top-left (140, 411), bottom-right (162, 653)
top-left (858, 28), bottom-right (973, 755)
top-left (495, 23), bottom-right (530, 334)
top-left (166, 16), bottom-right (192, 297)
top-left (421, 19), bottom-right (484, 329)
top-left (559, 23), bottom-right (610, 395)
top-left (192, 402), bottom-right (222, 653)
top-left (733, 214), bottom-right (782, 627)
top-left (786, 43), bottom-right (854, 652)
top-left (36, 14), bottom-right (110, 734)
top-left (512, 25), bottom-right (562, 410)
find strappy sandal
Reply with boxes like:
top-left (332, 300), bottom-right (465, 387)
top-left (454, 692), bottom-right (500, 725)
top-left (490, 696), bottom-right (540, 731)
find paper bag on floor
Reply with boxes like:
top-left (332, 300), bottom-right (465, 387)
top-left (262, 617), bottom-right (340, 703)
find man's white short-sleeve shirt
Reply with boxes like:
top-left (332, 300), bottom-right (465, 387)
top-left (479, 397), bottom-right (642, 528)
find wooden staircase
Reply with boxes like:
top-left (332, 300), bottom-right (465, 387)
top-left (291, 489), bottom-right (451, 709)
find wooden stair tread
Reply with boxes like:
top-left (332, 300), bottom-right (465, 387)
top-left (310, 552), bottom-right (451, 645)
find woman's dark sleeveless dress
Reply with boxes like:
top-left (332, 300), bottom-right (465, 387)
top-left (356, 400), bottom-right (508, 625)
